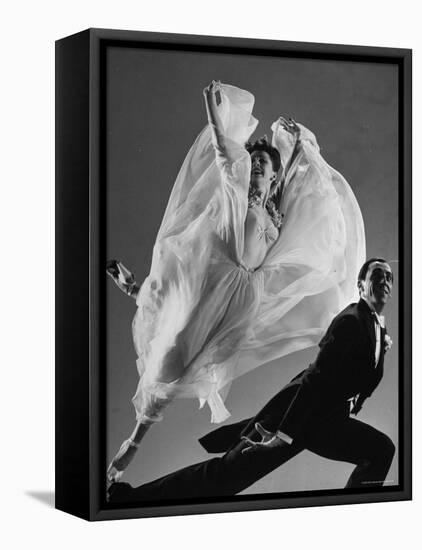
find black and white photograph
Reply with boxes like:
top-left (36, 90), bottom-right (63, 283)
top-left (4, 0), bottom-right (421, 546)
top-left (102, 40), bottom-right (406, 507)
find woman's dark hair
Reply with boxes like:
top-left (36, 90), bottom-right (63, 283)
top-left (245, 136), bottom-right (282, 174)
top-left (357, 257), bottom-right (388, 283)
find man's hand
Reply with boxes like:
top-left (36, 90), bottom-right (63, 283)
top-left (106, 260), bottom-right (138, 298)
top-left (241, 423), bottom-right (286, 454)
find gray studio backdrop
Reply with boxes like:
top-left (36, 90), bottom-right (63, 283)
top-left (106, 46), bottom-right (399, 495)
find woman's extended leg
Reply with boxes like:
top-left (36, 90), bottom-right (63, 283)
top-left (107, 349), bottom-right (186, 482)
top-left (107, 395), bottom-right (172, 482)
top-left (107, 420), bottom-right (153, 482)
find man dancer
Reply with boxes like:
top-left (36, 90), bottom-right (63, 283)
top-left (108, 258), bottom-right (395, 502)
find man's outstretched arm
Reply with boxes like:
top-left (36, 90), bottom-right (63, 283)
top-left (106, 260), bottom-right (139, 300)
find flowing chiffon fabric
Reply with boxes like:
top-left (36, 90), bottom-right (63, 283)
top-left (131, 84), bottom-right (365, 423)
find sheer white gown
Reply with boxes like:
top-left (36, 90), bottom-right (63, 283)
top-left (130, 83), bottom-right (365, 424)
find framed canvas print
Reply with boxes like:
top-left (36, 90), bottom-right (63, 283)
top-left (55, 28), bottom-right (412, 521)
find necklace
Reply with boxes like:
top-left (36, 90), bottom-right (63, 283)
top-left (247, 187), bottom-right (264, 208)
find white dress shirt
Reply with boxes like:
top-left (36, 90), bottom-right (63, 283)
top-left (362, 297), bottom-right (385, 367)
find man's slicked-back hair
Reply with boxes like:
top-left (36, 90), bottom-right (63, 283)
top-left (357, 257), bottom-right (388, 283)
top-left (245, 136), bottom-right (282, 174)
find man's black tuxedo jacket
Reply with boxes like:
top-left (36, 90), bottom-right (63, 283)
top-left (200, 299), bottom-right (387, 453)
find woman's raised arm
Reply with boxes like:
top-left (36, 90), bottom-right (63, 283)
top-left (276, 116), bottom-right (302, 175)
top-left (203, 80), bottom-right (233, 162)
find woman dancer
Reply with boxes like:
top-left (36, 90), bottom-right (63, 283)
top-left (107, 81), bottom-right (365, 482)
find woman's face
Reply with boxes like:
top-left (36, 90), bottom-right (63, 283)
top-left (249, 150), bottom-right (277, 194)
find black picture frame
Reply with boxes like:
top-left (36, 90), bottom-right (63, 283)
top-left (55, 28), bottom-right (412, 521)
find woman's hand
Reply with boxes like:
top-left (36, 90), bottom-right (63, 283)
top-left (106, 260), bottom-right (138, 298)
top-left (278, 116), bottom-right (301, 139)
top-left (277, 116), bottom-right (302, 174)
top-left (203, 79), bottom-right (222, 102)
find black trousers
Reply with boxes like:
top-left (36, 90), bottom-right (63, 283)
top-left (114, 415), bottom-right (395, 502)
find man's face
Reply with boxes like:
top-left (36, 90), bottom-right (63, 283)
top-left (249, 150), bottom-right (277, 194)
top-left (359, 261), bottom-right (393, 308)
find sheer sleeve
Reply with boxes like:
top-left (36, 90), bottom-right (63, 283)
top-left (156, 84), bottom-right (257, 240)
top-left (265, 120), bottom-right (365, 297)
